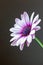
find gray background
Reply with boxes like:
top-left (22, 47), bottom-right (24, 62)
top-left (0, 0), bottom-right (43, 65)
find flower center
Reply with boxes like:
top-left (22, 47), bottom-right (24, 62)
top-left (22, 24), bottom-right (31, 36)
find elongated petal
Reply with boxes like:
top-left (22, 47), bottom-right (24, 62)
top-left (32, 34), bottom-right (35, 39)
top-left (23, 12), bottom-right (29, 22)
top-left (15, 18), bottom-right (20, 23)
top-left (26, 41), bottom-right (31, 47)
top-left (31, 34), bottom-right (35, 39)
top-left (21, 12), bottom-right (29, 24)
top-left (9, 27), bottom-right (15, 32)
top-left (10, 27), bottom-right (21, 33)
top-left (21, 14), bottom-right (27, 25)
top-left (14, 24), bottom-right (21, 29)
top-left (10, 33), bottom-right (16, 37)
top-left (11, 40), bottom-right (17, 46)
top-left (27, 35), bottom-right (32, 44)
top-left (10, 34), bottom-right (21, 42)
top-left (33, 26), bottom-right (41, 31)
top-left (15, 18), bottom-right (26, 27)
top-left (30, 12), bottom-right (35, 22)
top-left (32, 19), bottom-right (41, 29)
top-left (16, 37), bottom-right (27, 46)
top-left (30, 30), bottom-right (35, 35)
top-left (33, 14), bottom-right (39, 23)
top-left (20, 44), bottom-right (24, 50)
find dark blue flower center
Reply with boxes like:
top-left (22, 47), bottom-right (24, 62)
top-left (22, 25), bottom-right (31, 36)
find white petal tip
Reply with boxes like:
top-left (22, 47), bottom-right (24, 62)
top-left (24, 11), bottom-right (27, 13)
top-left (37, 19), bottom-right (41, 24)
top-left (32, 35), bottom-right (35, 39)
top-left (11, 44), bottom-right (13, 46)
top-left (11, 43), bottom-right (15, 46)
top-left (10, 39), bottom-right (11, 42)
top-left (39, 27), bottom-right (41, 30)
top-left (10, 34), bottom-right (12, 36)
top-left (20, 48), bottom-right (23, 51)
top-left (9, 28), bottom-right (14, 32)
top-left (15, 18), bottom-right (19, 22)
top-left (39, 19), bottom-right (41, 22)
top-left (10, 39), bottom-right (13, 42)
top-left (36, 14), bottom-right (39, 18)
top-left (37, 14), bottom-right (39, 16)
top-left (20, 47), bottom-right (23, 51)
top-left (32, 12), bottom-right (35, 14)
top-left (9, 28), bottom-right (11, 32)
top-left (27, 43), bottom-right (30, 47)
top-left (20, 44), bottom-right (24, 51)
top-left (30, 30), bottom-right (35, 35)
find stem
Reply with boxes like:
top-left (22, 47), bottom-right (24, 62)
top-left (35, 37), bottom-right (43, 48)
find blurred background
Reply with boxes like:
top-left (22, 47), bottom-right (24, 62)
top-left (0, 0), bottom-right (43, 65)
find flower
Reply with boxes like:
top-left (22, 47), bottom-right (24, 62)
top-left (9, 11), bottom-right (41, 50)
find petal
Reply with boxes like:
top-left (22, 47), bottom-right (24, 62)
top-left (34, 26), bottom-right (41, 31)
top-left (27, 35), bottom-right (32, 44)
top-left (26, 41), bottom-right (31, 47)
top-left (20, 44), bottom-right (24, 51)
top-left (31, 34), bottom-right (35, 39)
top-left (10, 28), bottom-right (21, 34)
top-left (23, 12), bottom-right (29, 22)
top-left (9, 27), bottom-right (15, 32)
top-left (32, 19), bottom-right (41, 29)
top-left (10, 34), bottom-right (21, 42)
top-left (15, 18), bottom-right (25, 27)
top-left (10, 33), bottom-right (16, 37)
top-left (30, 12), bottom-right (35, 22)
top-left (10, 27), bottom-right (21, 32)
top-left (21, 14), bottom-right (27, 25)
top-left (21, 14), bottom-right (25, 22)
top-left (21, 12), bottom-right (29, 24)
top-left (15, 18), bottom-right (20, 23)
top-left (30, 30), bottom-right (35, 35)
top-left (16, 37), bottom-right (27, 46)
top-left (33, 14), bottom-right (39, 23)
top-left (10, 37), bottom-right (16, 42)
top-left (14, 24), bottom-right (21, 29)
top-left (11, 40), bottom-right (17, 46)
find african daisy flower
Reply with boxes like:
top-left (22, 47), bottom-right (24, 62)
top-left (9, 11), bottom-right (43, 51)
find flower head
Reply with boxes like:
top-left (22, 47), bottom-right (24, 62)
top-left (9, 11), bottom-right (41, 50)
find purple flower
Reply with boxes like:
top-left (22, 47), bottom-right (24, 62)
top-left (9, 11), bottom-right (41, 50)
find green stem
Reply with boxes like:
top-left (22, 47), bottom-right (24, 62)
top-left (35, 37), bottom-right (43, 48)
